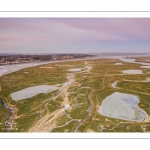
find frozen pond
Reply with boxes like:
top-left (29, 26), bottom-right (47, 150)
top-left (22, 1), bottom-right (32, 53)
top-left (11, 85), bottom-right (57, 101)
top-left (68, 68), bottom-right (85, 72)
top-left (122, 70), bottom-right (143, 74)
top-left (140, 66), bottom-right (150, 69)
top-left (114, 63), bottom-right (123, 65)
top-left (99, 92), bottom-right (148, 122)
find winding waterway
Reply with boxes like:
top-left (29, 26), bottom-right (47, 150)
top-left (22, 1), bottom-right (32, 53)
top-left (0, 97), bottom-right (16, 132)
top-left (48, 65), bottom-right (92, 132)
top-left (74, 90), bottom-right (93, 132)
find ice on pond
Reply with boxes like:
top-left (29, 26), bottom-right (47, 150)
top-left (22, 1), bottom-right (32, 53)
top-left (11, 85), bottom-right (57, 101)
top-left (122, 70), bottom-right (143, 74)
top-left (99, 92), bottom-right (148, 122)
top-left (68, 68), bottom-right (85, 72)
top-left (140, 66), bottom-right (150, 69)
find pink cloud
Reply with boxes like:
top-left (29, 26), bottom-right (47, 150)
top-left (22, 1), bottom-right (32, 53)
top-left (0, 18), bottom-right (131, 45)
top-left (1, 18), bottom-right (150, 53)
top-left (55, 18), bottom-right (150, 40)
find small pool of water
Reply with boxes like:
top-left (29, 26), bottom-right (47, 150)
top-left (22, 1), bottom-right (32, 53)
top-left (11, 85), bottom-right (57, 101)
top-left (111, 81), bottom-right (118, 88)
top-left (99, 92), bottom-right (148, 122)
top-left (68, 68), bottom-right (85, 72)
top-left (141, 66), bottom-right (150, 69)
top-left (63, 104), bottom-right (70, 111)
top-left (114, 63), bottom-right (123, 65)
top-left (122, 70), bottom-right (143, 74)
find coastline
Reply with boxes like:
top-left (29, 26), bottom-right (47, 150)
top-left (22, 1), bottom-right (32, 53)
top-left (0, 56), bottom-right (97, 77)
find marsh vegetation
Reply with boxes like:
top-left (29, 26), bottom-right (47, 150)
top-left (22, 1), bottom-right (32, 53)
top-left (1, 56), bottom-right (150, 132)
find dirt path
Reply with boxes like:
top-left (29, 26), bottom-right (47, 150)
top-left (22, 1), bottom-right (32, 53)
top-left (49, 63), bottom-right (93, 132)
top-left (28, 73), bottom-right (75, 132)
top-left (28, 62), bottom-right (94, 132)
top-left (39, 73), bottom-right (74, 118)
top-left (28, 108), bottom-right (65, 132)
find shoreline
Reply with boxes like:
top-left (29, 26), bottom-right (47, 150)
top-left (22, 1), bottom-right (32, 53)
top-left (0, 56), bottom-right (96, 77)
top-left (1, 53), bottom-right (150, 78)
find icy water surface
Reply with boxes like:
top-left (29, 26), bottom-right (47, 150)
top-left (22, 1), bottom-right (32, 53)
top-left (114, 63), bottom-right (123, 65)
top-left (141, 66), bottom-right (150, 68)
top-left (68, 68), bottom-right (85, 72)
top-left (122, 70), bottom-right (143, 74)
top-left (99, 92), bottom-right (148, 122)
top-left (11, 85), bottom-right (57, 101)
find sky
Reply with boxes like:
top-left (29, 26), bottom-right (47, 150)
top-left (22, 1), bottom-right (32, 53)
top-left (0, 18), bottom-right (150, 54)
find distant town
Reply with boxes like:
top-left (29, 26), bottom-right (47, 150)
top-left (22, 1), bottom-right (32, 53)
top-left (0, 54), bottom-right (94, 65)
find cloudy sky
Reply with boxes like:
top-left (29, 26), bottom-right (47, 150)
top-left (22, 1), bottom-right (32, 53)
top-left (0, 18), bottom-right (150, 54)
